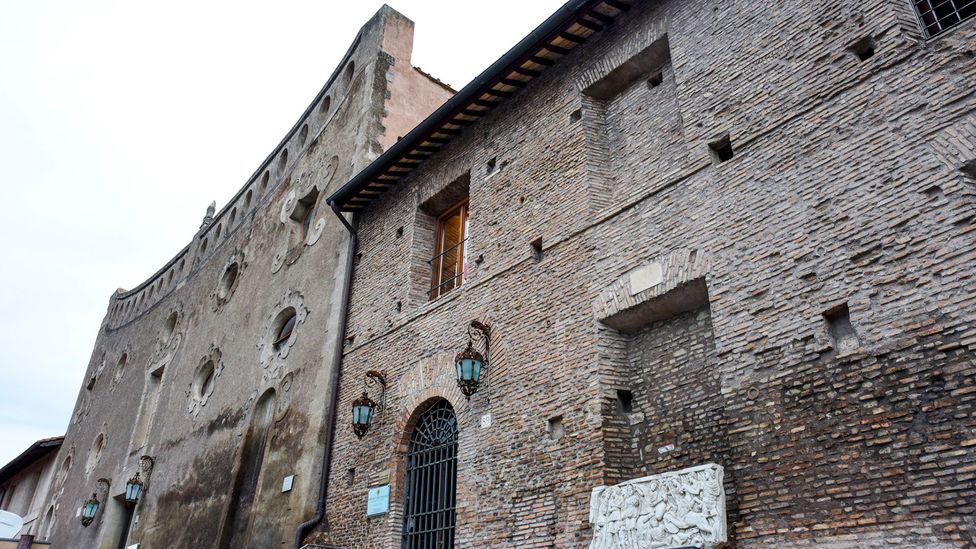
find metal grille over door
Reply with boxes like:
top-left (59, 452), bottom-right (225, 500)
top-left (402, 400), bottom-right (458, 549)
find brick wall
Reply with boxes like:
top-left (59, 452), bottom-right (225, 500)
top-left (314, 0), bottom-right (976, 547)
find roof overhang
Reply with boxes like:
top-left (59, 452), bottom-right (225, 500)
top-left (0, 436), bottom-right (63, 485)
top-left (327, 0), bottom-right (633, 213)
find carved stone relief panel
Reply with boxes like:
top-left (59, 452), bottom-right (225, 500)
top-left (589, 463), bottom-right (726, 549)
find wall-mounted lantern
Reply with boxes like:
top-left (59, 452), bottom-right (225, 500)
top-left (455, 320), bottom-right (490, 398)
top-left (122, 456), bottom-right (155, 508)
top-left (81, 478), bottom-right (111, 527)
top-left (352, 370), bottom-right (387, 439)
top-left (80, 493), bottom-right (99, 527)
top-left (124, 472), bottom-right (144, 506)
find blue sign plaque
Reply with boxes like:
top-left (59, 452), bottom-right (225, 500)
top-left (366, 484), bottom-right (390, 516)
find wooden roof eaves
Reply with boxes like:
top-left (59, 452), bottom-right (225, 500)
top-left (328, 0), bottom-right (629, 212)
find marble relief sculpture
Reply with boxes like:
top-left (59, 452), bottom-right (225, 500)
top-left (589, 463), bottom-right (726, 549)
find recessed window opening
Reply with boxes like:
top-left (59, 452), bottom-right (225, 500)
top-left (547, 415), bottom-right (564, 441)
top-left (530, 237), bottom-right (543, 262)
top-left (115, 353), bottom-right (128, 382)
top-left (647, 71), bottom-right (664, 87)
top-left (847, 35), bottom-right (876, 61)
top-left (219, 262), bottom-right (240, 300)
top-left (320, 95), bottom-right (332, 115)
top-left (961, 159), bottom-right (976, 179)
top-left (616, 389), bottom-right (634, 414)
top-left (347, 467), bottom-right (355, 485)
top-left (486, 157), bottom-right (497, 174)
top-left (274, 309), bottom-right (297, 348)
top-left (824, 302), bottom-right (859, 353)
top-left (570, 109), bottom-right (582, 123)
top-left (708, 134), bottom-right (734, 164)
top-left (923, 185), bottom-right (944, 200)
top-left (200, 238), bottom-right (209, 256)
top-left (163, 312), bottom-right (178, 343)
top-left (229, 208), bottom-right (237, 227)
top-left (343, 62), bottom-right (355, 86)
top-left (298, 124), bottom-right (309, 147)
top-left (244, 190), bottom-right (253, 211)
top-left (429, 199), bottom-right (469, 300)
top-left (197, 361), bottom-right (216, 399)
top-left (290, 190), bottom-right (320, 241)
top-left (261, 171), bottom-right (270, 193)
top-left (912, 0), bottom-right (976, 38)
top-left (86, 433), bottom-right (105, 474)
top-left (278, 149), bottom-right (288, 172)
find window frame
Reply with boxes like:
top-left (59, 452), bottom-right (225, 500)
top-left (429, 199), bottom-right (469, 300)
top-left (274, 312), bottom-right (297, 347)
top-left (300, 204), bottom-right (316, 239)
top-left (911, 0), bottom-right (976, 38)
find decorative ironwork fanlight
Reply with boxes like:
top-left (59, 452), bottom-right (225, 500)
top-left (352, 370), bottom-right (387, 439)
top-left (455, 320), bottom-right (490, 398)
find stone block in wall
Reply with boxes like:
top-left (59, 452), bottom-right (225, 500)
top-left (594, 249), bottom-right (710, 332)
top-left (588, 463), bottom-right (726, 549)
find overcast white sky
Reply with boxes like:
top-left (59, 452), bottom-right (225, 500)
top-left (0, 0), bottom-right (566, 467)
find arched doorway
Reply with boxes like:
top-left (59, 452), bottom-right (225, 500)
top-left (401, 399), bottom-right (458, 549)
top-left (219, 388), bottom-right (276, 549)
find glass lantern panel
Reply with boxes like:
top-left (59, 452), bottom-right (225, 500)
top-left (83, 502), bottom-right (98, 518)
top-left (353, 404), bottom-right (373, 425)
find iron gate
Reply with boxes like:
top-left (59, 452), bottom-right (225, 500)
top-left (401, 400), bottom-right (458, 549)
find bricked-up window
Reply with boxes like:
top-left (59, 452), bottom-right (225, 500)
top-left (429, 200), bottom-right (469, 300)
top-left (912, 0), bottom-right (976, 38)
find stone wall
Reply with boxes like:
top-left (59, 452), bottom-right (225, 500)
top-left (314, 0), bottom-right (976, 547)
top-left (48, 7), bottom-right (452, 549)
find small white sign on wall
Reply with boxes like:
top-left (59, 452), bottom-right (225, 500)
top-left (367, 484), bottom-right (390, 516)
top-left (282, 475), bottom-right (295, 493)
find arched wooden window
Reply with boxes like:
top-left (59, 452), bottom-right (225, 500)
top-left (402, 400), bottom-right (458, 549)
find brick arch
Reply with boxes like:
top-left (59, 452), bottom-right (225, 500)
top-left (381, 389), bottom-right (466, 543)
top-left (394, 388), bottom-right (464, 454)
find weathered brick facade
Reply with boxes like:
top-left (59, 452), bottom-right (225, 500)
top-left (314, 0), bottom-right (976, 548)
top-left (44, 0), bottom-right (976, 548)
